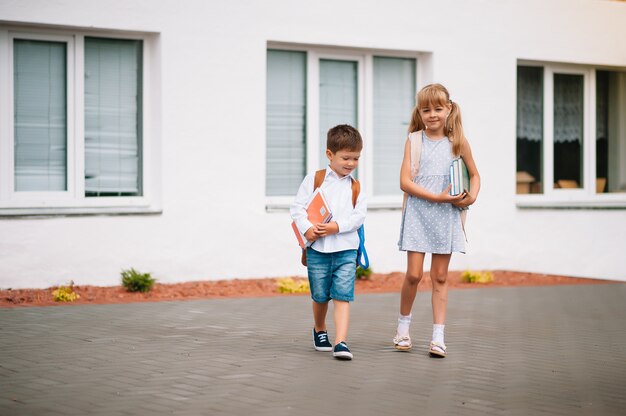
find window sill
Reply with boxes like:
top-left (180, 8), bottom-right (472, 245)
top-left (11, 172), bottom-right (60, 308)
top-left (516, 195), bottom-right (626, 209)
top-left (265, 196), bottom-right (403, 212)
top-left (0, 206), bottom-right (163, 218)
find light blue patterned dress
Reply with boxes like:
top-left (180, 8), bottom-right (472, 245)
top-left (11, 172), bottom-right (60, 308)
top-left (398, 133), bottom-right (465, 254)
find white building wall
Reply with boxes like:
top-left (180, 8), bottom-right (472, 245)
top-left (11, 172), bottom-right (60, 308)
top-left (1, 0), bottom-right (625, 289)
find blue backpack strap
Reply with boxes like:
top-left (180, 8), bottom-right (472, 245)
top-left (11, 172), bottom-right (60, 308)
top-left (350, 178), bottom-right (369, 269)
top-left (357, 225), bottom-right (369, 269)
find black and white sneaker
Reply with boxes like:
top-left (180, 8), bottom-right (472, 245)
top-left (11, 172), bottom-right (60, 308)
top-left (313, 328), bottom-right (333, 352)
top-left (333, 342), bottom-right (353, 360)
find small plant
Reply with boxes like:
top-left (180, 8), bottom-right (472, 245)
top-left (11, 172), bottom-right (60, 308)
top-left (276, 278), bottom-right (310, 294)
top-left (121, 268), bottom-right (156, 293)
top-left (52, 281), bottom-right (80, 302)
top-left (356, 266), bottom-right (372, 280)
top-left (460, 270), bottom-right (494, 284)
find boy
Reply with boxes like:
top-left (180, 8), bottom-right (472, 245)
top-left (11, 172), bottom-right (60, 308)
top-left (290, 124), bottom-right (367, 360)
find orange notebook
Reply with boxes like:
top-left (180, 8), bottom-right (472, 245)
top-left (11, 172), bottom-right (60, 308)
top-left (292, 189), bottom-right (333, 248)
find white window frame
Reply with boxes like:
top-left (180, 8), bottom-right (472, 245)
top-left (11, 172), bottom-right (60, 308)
top-left (516, 61), bottom-right (626, 208)
top-left (265, 43), bottom-right (429, 210)
top-left (0, 25), bottom-right (161, 216)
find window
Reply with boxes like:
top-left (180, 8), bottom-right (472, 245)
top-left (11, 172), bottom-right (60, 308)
top-left (516, 63), bottom-right (626, 207)
top-left (266, 46), bottom-right (420, 207)
top-left (84, 37), bottom-right (143, 197)
top-left (0, 26), bottom-right (159, 215)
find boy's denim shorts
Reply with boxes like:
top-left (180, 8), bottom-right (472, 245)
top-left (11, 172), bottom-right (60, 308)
top-left (306, 248), bottom-right (357, 303)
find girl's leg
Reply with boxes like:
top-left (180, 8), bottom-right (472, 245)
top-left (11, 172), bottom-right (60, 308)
top-left (333, 300), bottom-right (349, 344)
top-left (400, 251), bottom-right (425, 315)
top-left (394, 252), bottom-right (425, 349)
top-left (430, 253), bottom-right (452, 324)
top-left (312, 301), bottom-right (329, 332)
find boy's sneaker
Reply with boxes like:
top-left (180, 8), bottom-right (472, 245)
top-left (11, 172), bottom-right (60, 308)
top-left (333, 342), bottom-right (353, 360)
top-left (313, 328), bottom-right (332, 351)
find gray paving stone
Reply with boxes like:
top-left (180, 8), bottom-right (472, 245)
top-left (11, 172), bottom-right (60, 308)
top-left (1, 284), bottom-right (626, 415)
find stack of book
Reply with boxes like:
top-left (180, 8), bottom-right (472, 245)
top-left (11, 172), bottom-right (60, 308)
top-left (291, 189), bottom-right (333, 248)
top-left (450, 158), bottom-right (470, 196)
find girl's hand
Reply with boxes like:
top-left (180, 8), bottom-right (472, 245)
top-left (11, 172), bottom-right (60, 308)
top-left (452, 191), bottom-right (474, 208)
top-left (304, 227), bottom-right (319, 242)
top-left (314, 222), bottom-right (339, 237)
top-left (436, 185), bottom-right (466, 204)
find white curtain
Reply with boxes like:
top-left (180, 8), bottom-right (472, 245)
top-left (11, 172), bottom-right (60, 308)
top-left (516, 66), bottom-right (543, 142)
top-left (596, 71), bottom-right (608, 141)
top-left (319, 59), bottom-right (357, 169)
top-left (265, 50), bottom-right (307, 196)
top-left (13, 39), bottom-right (67, 192)
top-left (373, 57), bottom-right (415, 195)
top-left (554, 74), bottom-right (583, 143)
top-left (84, 37), bottom-right (142, 196)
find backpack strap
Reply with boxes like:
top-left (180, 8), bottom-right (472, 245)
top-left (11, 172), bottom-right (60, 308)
top-left (350, 178), bottom-right (360, 208)
top-left (402, 130), bottom-right (423, 211)
top-left (313, 169), bottom-right (326, 191)
top-left (314, 168), bottom-right (360, 208)
top-left (408, 130), bottom-right (423, 178)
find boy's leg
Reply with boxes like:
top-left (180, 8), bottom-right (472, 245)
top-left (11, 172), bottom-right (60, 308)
top-left (306, 248), bottom-right (333, 351)
top-left (328, 250), bottom-right (357, 345)
top-left (312, 301), bottom-right (329, 332)
top-left (333, 300), bottom-right (349, 344)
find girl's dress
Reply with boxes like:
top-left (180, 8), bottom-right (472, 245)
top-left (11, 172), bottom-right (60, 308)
top-left (398, 133), bottom-right (465, 254)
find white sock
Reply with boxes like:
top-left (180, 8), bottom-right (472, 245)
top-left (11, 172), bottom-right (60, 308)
top-left (397, 314), bottom-right (412, 337)
top-left (432, 324), bottom-right (445, 345)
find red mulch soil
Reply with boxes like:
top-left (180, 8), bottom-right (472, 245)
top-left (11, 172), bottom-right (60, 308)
top-left (0, 270), bottom-right (620, 308)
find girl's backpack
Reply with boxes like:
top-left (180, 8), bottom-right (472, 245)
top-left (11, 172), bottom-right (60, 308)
top-left (301, 170), bottom-right (369, 269)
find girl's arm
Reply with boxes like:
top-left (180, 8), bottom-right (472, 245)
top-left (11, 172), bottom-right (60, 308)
top-left (454, 138), bottom-right (481, 209)
top-left (400, 139), bottom-right (464, 204)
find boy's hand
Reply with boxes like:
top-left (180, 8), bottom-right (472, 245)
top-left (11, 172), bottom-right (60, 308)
top-left (304, 227), bottom-right (319, 242)
top-left (314, 222), bottom-right (339, 237)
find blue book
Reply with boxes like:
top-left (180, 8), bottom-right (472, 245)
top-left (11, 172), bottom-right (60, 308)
top-left (450, 158), bottom-right (470, 196)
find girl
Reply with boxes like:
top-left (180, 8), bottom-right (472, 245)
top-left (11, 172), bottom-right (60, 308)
top-left (394, 83), bottom-right (480, 357)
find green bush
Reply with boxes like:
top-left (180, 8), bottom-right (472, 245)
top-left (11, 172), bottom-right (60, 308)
top-left (460, 270), bottom-right (494, 284)
top-left (52, 281), bottom-right (80, 302)
top-left (356, 266), bottom-right (372, 280)
top-left (121, 268), bottom-right (156, 293)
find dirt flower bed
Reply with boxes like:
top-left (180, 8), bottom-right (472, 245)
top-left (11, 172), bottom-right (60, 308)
top-left (0, 270), bottom-right (619, 308)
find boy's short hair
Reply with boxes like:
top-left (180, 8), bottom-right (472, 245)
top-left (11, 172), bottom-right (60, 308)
top-left (326, 124), bottom-right (363, 153)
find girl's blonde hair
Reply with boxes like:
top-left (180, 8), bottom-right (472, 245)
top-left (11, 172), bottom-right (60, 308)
top-left (408, 83), bottom-right (464, 157)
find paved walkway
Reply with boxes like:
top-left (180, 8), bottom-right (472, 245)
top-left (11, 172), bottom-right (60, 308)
top-left (1, 284), bottom-right (625, 416)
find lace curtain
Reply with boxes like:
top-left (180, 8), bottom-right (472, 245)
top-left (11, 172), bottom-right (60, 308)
top-left (516, 67), bottom-right (542, 142)
top-left (554, 74), bottom-right (583, 143)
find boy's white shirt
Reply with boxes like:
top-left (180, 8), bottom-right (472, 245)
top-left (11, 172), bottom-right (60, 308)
top-left (290, 166), bottom-right (367, 253)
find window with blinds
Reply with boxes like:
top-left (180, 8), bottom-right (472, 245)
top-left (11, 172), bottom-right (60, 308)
top-left (265, 50), bottom-right (307, 197)
top-left (84, 37), bottom-right (143, 197)
top-left (319, 59), bottom-right (358, 169)
top-left (1, 28), bottom-right (153, 214)
top-left (373, 57), bottom-right (415, 195)
top-left (265, 47), bottom-right (418, 202)
top-left (13, 39), bottom-right (67, 192)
